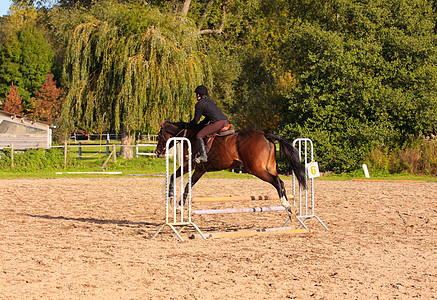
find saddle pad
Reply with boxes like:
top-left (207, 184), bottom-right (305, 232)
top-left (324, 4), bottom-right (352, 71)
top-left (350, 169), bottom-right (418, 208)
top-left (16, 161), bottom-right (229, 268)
top-left (219, 124), bottom-right (233, 132)
top-left (217, 129), bottom-right (235, 136)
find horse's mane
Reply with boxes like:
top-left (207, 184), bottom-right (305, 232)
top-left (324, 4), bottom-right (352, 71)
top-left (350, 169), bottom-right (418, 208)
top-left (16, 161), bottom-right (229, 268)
top-left (163, 120), bottom-right (204, 137)
top-left (164, 120), bottom-right (186, 127)
top-left (162, 121), bottom-right (185, 135)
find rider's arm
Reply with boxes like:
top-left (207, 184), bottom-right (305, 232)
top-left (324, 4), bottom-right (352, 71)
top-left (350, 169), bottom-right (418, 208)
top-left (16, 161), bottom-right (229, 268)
top-left (199, 117), bottom-right (209, 127)
top-left (189, 101), bottom-right (204, 126)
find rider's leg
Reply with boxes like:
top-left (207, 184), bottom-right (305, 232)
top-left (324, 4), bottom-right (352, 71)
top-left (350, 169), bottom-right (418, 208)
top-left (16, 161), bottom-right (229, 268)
top-left (195, 120), bottom-right (229, 163)
top-left (196, 138), bottom-right (208, 162)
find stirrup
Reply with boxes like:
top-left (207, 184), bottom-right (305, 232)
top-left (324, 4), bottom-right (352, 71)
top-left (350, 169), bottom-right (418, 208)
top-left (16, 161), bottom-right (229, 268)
top-left (194, 155), bottom-right (207, 163)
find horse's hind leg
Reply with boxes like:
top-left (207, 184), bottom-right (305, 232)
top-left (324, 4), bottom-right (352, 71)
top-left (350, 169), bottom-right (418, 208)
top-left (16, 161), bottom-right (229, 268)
top-left (270, 175), bottom-right (293, 216)
top-left (277, 177), bottom-right (295, 216)
top-left (249, 168), bottom-right (294, 216)
top-left (274, 179), bottom-right (294, 216)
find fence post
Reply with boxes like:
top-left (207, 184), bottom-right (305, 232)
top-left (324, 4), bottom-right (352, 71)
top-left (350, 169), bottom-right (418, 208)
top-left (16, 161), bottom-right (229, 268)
top-left (64, 140), bottom-right (67, 166)
top-left (78, 142), bottom-right (82, 160)
top-left (10, 143), bottom-right (14, 168)
top-left (112, 145), bottom-right (116, 163)
top-left (106, 140), bottom-right (110, 156)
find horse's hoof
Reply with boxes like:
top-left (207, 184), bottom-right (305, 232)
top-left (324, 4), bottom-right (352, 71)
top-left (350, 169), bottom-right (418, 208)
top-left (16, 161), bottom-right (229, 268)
top-left (286, 206), bottom-right (295, 217)
top-left (289, 205), bottom-right (296, 216)
top-left (194, 156), bottom-right (207, 164)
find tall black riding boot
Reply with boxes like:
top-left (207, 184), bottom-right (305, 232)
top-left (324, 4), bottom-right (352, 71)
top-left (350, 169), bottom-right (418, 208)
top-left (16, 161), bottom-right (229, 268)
top-left (195, 138), bottom-right (208, 163)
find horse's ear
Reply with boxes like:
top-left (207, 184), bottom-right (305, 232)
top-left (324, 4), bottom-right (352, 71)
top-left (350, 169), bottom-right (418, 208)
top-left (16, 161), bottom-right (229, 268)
top-left (158, 119), bottom-right (163, 127)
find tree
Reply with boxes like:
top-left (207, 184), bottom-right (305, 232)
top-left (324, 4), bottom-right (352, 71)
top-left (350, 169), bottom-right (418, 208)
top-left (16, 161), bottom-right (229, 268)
top-left (32, 72), bottom-right (63, 123)
top-left (279, 0), bottom-right (437, 172)
top-left (2, 82), bottom-right (24, 115)
top-left (166, 0), bottom-right (297, 131)
top-left (58, 1), bottom-right (211, 158)
top-left (129, 1), bottom-right (295, 132)
top-left (0, 11), bottom-right (55, 112)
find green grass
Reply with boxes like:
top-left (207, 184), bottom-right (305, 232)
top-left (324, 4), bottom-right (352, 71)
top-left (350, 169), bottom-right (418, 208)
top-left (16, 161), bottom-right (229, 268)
top-left (1, 163), bottom-right (435, 182)
top-left (0, 165), bottom-right (255, 180)
top-left (317, 169), bottom-right (437, 182)
top-left (0, 146), bottom-right (436, 182)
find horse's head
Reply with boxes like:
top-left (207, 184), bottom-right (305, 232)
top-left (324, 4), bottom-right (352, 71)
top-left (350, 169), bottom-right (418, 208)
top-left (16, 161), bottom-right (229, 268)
top-left (155, 121), bottom-right (171, 158)
top-left (154, 120), bottom-right (187, 158)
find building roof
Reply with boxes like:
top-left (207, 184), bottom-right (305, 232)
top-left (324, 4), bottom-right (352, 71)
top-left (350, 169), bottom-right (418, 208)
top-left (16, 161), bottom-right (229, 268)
top-left (0, 109), bottom-right (53, 126)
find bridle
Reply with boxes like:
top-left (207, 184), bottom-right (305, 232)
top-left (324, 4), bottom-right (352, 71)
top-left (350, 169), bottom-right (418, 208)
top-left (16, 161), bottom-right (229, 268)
top-left (156, 124), bottom-right (188, 156)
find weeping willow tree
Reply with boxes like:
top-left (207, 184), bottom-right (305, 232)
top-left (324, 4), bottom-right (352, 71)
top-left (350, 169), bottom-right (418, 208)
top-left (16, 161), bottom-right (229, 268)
top-left (60, 2), bottom-right (211, 158)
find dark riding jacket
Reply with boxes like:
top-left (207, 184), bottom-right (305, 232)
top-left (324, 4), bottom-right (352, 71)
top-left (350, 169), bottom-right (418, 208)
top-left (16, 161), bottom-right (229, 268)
top-left (189, 95), bottom-right (228, 126)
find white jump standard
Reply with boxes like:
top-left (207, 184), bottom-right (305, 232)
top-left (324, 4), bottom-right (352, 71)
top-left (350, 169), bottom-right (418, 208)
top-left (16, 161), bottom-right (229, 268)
top-left (151, 137), bottom-right (206, 241)
top-left (290, 138), bottom-right (328, 230)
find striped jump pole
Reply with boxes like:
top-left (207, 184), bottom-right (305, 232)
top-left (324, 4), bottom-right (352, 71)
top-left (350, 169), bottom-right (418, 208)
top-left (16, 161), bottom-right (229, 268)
top-left (291, 138), bottom-right (328, 230)
top-left (193, 205), bottom-right (286, 215)
top-left (151, 137), bottom-right (206, 241)
top-left (194, 194), bottom-right (293, 203)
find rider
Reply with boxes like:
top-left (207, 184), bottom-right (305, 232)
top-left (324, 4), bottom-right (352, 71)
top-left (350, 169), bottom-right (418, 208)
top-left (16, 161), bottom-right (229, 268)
top-left (188, 85), bottom-right (229, 163)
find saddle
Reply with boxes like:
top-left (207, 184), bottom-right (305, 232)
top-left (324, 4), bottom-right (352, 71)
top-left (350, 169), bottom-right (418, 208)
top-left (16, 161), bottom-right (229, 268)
top-left (205, 124), bottom-right (235, 152)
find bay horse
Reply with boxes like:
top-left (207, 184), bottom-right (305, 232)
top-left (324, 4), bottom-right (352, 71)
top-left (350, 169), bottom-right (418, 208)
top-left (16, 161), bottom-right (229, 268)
top-left (154, 121), bottom-right (307, 214)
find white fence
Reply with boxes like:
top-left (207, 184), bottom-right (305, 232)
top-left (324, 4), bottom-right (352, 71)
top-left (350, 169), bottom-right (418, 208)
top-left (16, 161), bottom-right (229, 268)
top-left (69, 132), bottom-right (158, 143)
top-left (135, 143), bottom-right (157, 157)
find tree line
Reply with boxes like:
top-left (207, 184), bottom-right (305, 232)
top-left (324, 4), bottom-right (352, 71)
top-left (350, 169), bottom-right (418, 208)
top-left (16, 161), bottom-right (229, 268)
top-left (1, 0), bottom-right (436, 172)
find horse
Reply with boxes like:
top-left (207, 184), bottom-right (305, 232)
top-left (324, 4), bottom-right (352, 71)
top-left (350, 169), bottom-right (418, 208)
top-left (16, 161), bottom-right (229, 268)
top-left (154, 120), bottom-right (307, 214)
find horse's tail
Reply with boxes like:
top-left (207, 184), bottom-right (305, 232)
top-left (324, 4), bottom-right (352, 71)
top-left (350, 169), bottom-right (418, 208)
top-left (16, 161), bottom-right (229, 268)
top-left (264, 133), bottom-right (307, 189)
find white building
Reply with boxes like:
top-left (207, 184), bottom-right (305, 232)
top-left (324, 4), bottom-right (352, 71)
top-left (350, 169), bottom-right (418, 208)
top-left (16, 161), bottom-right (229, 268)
top-left (0, 110), bottom-right (52, 149)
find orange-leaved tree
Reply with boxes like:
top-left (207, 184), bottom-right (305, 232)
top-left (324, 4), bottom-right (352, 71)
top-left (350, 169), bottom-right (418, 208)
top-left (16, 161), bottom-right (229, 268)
top-left (32, 72), bottom-right (63, 123)
top-left (2, 82), bottom-right (23, 115)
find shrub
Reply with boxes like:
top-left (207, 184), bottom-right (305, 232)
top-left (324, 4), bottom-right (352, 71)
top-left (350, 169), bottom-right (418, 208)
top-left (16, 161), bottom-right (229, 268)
top-left (0, 148), bottom-right (65, 171)
top-left (365, 137), bottom-right (437, 175)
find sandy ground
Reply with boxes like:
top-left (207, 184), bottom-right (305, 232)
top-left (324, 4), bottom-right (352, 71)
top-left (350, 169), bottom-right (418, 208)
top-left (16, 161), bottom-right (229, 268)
top-left (1, 176), bottom-right (436, 299)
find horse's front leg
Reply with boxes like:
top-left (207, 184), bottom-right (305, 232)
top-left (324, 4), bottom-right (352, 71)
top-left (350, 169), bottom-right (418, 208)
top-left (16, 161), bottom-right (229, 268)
top-left (168, 147), bottom-right (192, 198)
top-left (167, 165), bottom-right (188, 198)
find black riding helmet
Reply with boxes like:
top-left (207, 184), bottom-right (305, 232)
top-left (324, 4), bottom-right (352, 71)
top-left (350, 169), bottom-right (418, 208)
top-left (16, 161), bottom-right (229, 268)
top-left (194, 85), bottom-right (208, 96)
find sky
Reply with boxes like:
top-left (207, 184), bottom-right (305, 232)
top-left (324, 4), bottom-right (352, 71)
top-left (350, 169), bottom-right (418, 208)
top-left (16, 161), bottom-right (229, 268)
top-left (0, 0), bottom-right (12, 17)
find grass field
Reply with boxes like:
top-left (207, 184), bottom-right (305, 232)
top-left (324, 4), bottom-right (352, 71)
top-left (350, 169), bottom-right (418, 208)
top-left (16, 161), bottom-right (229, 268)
top-left (1, 163), bottom-right (436, 182)
top-left (1, 140), bottom-right (436, 182)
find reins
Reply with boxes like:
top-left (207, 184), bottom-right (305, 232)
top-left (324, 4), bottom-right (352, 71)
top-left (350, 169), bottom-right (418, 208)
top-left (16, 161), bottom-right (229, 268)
top-left (175, 128), bottom-right (187, 137)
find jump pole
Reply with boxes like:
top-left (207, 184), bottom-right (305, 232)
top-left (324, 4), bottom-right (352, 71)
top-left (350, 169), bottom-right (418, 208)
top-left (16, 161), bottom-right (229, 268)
top-left (194, 194), bottom-right (293, 203)
top-left (202, 227), bottom-right (309, 239)
top-left (291, 138), bottom-right (328, 230)
top-left (193, 205), bottom-right (286, 215)
top-left (151, 137), bottom-right (206, 241)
